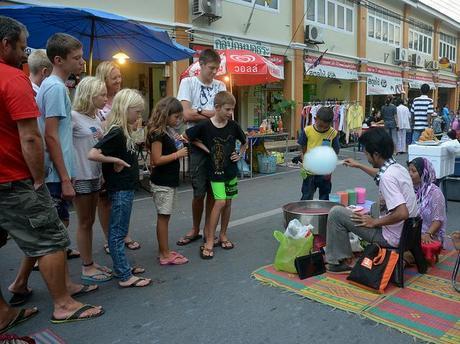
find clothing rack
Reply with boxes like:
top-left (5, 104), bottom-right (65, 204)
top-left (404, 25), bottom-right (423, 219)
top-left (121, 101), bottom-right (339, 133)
top-left (302, 100), bottom-right (360, 106)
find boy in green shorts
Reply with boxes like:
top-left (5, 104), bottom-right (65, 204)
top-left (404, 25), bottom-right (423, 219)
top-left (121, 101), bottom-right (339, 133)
top-left (185, 91), bottom-right (247, 259)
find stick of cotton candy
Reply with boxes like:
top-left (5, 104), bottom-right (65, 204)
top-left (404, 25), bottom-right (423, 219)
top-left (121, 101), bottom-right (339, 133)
top-left (303, 146), bottom-right (339, 175)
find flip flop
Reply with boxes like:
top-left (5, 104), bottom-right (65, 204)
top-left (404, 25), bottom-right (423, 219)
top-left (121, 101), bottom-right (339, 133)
top-left (125, 240), bottom-right (141, 250)
top-left (218, 240), bottom-right (235, 250)
top-left (200, 247), bottom-right (214, 260)
top-left (50, 304), bottom-right (104, 324)
top-left (103, 244), bottom-right (110, 254)
top-left (66, 248), bottom-right (80, 259)
top-left (119, 277), bottom-right (151, 288)
top-left (71, 284), bottom-right (99, 297)
top-left (81, 272), bottom-right (112, 283)
top-left (0, 307), bottom-right (38, 334)
top-left (176, 234), bottom-right (202, 246)
top-left (159, 254), bottom-right (189, 265)
top-left (8, 290), bottom-right (33, 306)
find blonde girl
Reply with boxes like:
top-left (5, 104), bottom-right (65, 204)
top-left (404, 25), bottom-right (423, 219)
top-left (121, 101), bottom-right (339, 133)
top-left (147, 97), bottom-right (189, 265)
top-left (88, 89), bottom-right (151, 288)
top-left (95, 61), bottom-right (140, 252)
top-left (72, 76), bottom-right (113, 283)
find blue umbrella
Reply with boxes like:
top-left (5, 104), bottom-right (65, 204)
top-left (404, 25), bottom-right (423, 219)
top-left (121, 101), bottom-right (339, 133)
top-left (0, 4), bottom-right (194, 72)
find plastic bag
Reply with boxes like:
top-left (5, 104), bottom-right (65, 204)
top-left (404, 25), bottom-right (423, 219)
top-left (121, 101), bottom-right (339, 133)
top-left (273, 230), bottom-right (314, 273)
top-left (284, 219), bottom-right (313, 239)
top-left (349, 232), bottom-right (363, 252)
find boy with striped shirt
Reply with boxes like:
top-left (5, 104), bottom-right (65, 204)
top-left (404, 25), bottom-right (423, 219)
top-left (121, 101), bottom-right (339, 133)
top-left (411, 83), bottom-right (434, 143)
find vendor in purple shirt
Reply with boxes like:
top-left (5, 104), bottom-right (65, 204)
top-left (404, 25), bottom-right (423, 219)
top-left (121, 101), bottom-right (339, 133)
top-left (325, 128), bottom-right (418, 274)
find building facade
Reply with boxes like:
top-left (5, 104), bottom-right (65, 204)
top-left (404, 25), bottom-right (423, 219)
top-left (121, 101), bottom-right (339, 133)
top-left (5, 0), bottom-right (460, 136)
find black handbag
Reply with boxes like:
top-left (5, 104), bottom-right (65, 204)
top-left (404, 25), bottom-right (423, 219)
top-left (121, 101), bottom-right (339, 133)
top-left (294, 251), bottom-right (326, 280)
top-left (347, 243), bottom-right (399, 293)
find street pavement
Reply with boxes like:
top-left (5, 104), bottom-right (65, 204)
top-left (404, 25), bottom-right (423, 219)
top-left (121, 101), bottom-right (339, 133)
top-left (1, 148), bottom-right (459, 344)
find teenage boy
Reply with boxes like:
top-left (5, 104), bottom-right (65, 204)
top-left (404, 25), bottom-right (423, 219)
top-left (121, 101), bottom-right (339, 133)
top-left (185, 91), bottom-right (247, 259)
top-left (8, 33), bottom-right (99, 305)
top-left (0, 16), bottom-right (103, 331)
top-left (298, 107), bottom-right (339, 200)
top-left (176, 49), bottom-right (226, 246)
top-left (325, 128), bottom-right (418, 273)
top-left (411, 83), bottom-right (434, 143)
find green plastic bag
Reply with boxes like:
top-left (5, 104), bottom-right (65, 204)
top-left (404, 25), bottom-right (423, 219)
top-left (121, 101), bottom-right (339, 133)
top-left (273, 230), bottom-right (314, 273)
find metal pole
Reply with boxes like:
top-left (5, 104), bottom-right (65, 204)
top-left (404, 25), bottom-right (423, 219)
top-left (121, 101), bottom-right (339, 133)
top-left (88, 18), bottom-right (95, 75)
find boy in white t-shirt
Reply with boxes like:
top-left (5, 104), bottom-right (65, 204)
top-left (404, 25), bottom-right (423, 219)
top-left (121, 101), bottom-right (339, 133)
top-left (176, 49), bottom-right (226, 246)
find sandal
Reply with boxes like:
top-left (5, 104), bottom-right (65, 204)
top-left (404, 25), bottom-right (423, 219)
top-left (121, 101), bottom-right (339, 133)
top-left (8, 289), bottom-right (33, 306)
top-left (50, 304), bottom-right (104, 324)
top-left (160, 253), bottom-right (189, 265)
top-left (176, 234), bottom-right (202, 246)
top-left (119, 277), bottom-right (151, 288)
top-left (0, 307), bottom-right (38, 334)
top-left (200, 247), bottom-right (214, 260)
top-left (132, 266), bottom-right (145, 275)
top-left (218, 240), bottom-right (234, 250)
top-left (103, 244), bottom-right (110, 254)
top-left (81, 272), bottom-right (112, 283)
top-left (71, 284), bottom-right (99, 298)
top-left (125, 240), bottom-right (141, 250)
top-left (66, 248), bottom-right (80, 259)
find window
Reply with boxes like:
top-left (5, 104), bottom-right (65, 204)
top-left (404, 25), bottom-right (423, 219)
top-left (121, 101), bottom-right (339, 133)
top-left (382, 21), bottom-right (388, 42)
top-left (327, 1), bottom-right (335, 26)
top-left (375, 18), bottom-right (381, 39)
top-left (409, 28), bottom-right (432, 55)
top-left (305, 0), bottom-right (354, 32)
top-left (368, 9), bottom-right (400, 46)
top-left (346, 8), bottom-right (352, 32)
top-left (337, 5), bottom-right (344, 29)
top-left (439, 33), bottom-right (457, 62)
top-left (318, 0), bottom-right (326, 24)
top-left (368, 16), bottom-right (374, 38)
top-left (231, 0), bottom-right (279, 10)
top-left (307, 0), bottom-right (315, 21)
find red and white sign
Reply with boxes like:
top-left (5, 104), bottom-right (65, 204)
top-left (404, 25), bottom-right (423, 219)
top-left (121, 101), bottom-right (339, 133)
top-left (367, 66), bottom-right (403, 95)
top-left (408, 73), bottom-right (436, 89)
top-left (304, 56), bottom-right (358, 80)
top-left (181, 49), bottom-right (284, 86)
top-left (437, 78), bottom-right (457, 89)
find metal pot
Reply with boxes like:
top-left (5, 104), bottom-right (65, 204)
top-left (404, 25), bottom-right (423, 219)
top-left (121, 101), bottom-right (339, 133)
top-left (282, 200), bottom-right (343, 237)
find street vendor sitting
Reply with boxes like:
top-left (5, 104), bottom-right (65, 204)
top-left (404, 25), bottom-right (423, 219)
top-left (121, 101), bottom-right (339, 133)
top-left (325, 128), bottom-right (418, 273)
top-left (298, 107), bottom-right (339, 200)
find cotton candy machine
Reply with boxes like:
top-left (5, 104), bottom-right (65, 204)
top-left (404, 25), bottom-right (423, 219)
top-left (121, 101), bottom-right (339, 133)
top-left (282, 200), bottom-right (343, 237)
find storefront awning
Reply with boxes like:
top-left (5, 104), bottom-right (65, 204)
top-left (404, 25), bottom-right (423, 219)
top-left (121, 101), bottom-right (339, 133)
top-left (304, 56), bottom-right (358, 80)
top-left (366, 67), bottom-right (403, 95)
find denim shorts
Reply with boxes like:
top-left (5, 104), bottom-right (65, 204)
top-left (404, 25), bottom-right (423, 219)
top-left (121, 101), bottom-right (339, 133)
top-left (46, 182), bottom-right (70, 221)
top-left (0, 179), bottom-right (70, 257)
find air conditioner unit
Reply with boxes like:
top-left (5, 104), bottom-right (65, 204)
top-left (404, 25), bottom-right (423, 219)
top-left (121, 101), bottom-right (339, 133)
top-left (305, 25), bottom-right (323, 43)
top-left (394, 48), bottom-right (409, 63)
top-left (425, 60), bottom-right (439, 71)
top-left (192, 0), bottom-right (222, 21)
top-left (411, 53), bottom-right (424, 68)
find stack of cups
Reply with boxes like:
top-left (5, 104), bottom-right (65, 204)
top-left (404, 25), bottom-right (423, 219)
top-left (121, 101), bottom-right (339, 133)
top-left (336, 191), bottom-right (348, 206)
top-left (355, 187), bottom-right (366, 204)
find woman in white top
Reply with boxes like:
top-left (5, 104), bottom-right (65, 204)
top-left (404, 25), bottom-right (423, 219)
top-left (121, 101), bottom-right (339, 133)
top-left (72, 76), bottom-right (112, 282)
top-left (396, 98), bottom-right (412, 154)
top-left (95, 62), bottom-right (141, 252)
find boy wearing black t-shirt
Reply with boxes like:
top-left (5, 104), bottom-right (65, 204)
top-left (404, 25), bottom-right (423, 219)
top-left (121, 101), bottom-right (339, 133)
top-left (185, 91), bottom-right (247, 259)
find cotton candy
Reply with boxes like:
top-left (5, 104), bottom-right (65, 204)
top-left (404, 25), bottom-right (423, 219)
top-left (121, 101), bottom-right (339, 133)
top-left (303, 146), bottom-right (338, 175)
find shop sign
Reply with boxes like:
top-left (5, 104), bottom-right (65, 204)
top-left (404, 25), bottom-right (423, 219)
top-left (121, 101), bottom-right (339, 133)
top-left (437, 78), bottom-right (457, 89)
top-left (304, 56), bottom-right (358, 80)
top-left (366, 67), bottom-right (403, 95)
top-left (214, 36), bottom-right (271, 57)
top-left (268, 54), bottom-right (284, 79)
top-left (407, 73), bottom-right (436, 89)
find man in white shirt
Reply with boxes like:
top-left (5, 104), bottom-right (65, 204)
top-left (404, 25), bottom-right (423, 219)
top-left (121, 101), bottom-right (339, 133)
top-left (176, 49), bottom-right (226, 246)
top-left (396, 98), bottom-right (411, 154)
top-left (27, 49), bottom-right (52, 95)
